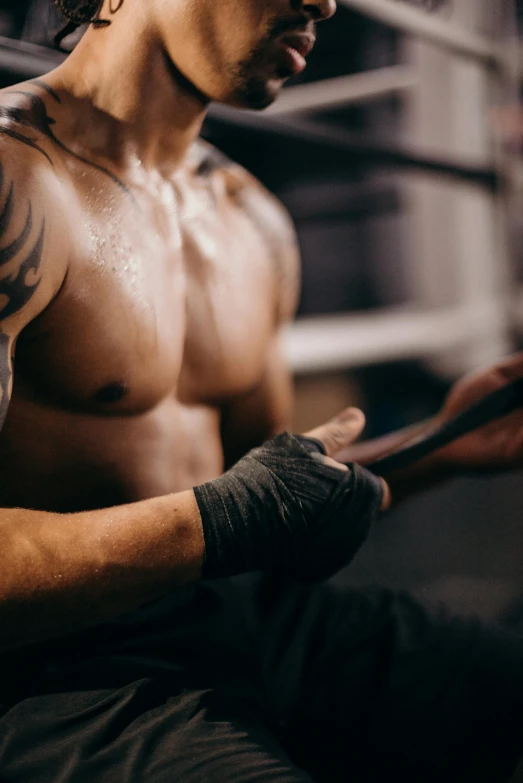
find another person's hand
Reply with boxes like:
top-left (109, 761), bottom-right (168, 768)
top-left (194, 408), bottom-right (389, 583)
top-left (435, 352), bottom-right (523, 472)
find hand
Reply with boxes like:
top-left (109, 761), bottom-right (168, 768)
top-left (435, 352), bottom-right (523, 472)
top-left (304, 407), bottom-right (391, 510)
top-left (195, 406), bottom-right (390, 583)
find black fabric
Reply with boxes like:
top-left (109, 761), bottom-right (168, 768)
top-left (1, 577), bottom-right (523, 782)
top-left (294, 435), bottom-right (327, 456)
top-left (195, 432), bottom-right (384, 583)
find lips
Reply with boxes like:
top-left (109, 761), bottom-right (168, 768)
top-left (279, 33), bottom-right (315, 59)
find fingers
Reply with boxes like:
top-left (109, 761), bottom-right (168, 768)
top-left (304, 407), bottom-right (366, 459)
top-left (303, 408), bottom-right (392, 512)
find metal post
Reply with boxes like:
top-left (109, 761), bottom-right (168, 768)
top-left (403, 0), bottom-right (512, 377)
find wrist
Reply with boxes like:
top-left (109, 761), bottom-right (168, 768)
top-left (195, 433), bottom-right (385, 583)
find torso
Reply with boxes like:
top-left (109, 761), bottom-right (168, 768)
top-left (0, 87), bottom-right (291, 512)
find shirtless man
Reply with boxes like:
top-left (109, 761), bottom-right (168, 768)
top-left (0, 0), bottom-right (523, 780)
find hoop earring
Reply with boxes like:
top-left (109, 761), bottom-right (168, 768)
top-left (109, 0), bottom-right (124, 13)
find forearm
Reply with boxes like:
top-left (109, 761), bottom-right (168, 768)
top-left (0, 491), bottom-right (204, 652)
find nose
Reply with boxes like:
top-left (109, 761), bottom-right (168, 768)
top-left (302, 0), bottom-right (336, 21)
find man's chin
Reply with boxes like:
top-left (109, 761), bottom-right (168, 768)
top-left (226, 76), bottom-right (284, 111)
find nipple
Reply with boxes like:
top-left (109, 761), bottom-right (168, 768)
top-left (94, 382), bottom-right (128, 404)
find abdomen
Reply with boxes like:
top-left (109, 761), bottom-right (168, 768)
top-left (0, 393), bottom-right (224, 513)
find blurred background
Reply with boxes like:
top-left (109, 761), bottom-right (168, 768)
top-left (1, 0), bottom-right (523, 621)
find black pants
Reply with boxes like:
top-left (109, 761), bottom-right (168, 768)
top-left (1, 576), bottom-right (523, 782)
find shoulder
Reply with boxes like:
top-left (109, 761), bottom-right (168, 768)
top-left (194, 139), bottom-right (301, 323)
top-left (0, 81), bottom-right (60, 168)
top-left (0, 93), bottom-right (71, 333)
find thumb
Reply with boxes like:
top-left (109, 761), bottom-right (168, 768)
top-left (303, 408), bottom-right (366, 459)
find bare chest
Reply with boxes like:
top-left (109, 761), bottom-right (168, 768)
top-left (15, 185), bottom-right (276, 414)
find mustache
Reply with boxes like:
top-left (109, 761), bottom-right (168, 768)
top-left (266, 17), bottom-right (316, 40)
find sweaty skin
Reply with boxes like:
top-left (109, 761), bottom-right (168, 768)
top-left (0, 4), bottom-right (521, 776)
top-left (0, 0), bottom-right (345, 651)
top-left (0, 88), bottom-right (298, 513)
top-left (1, 0), bottom-right (516, 658)
top-left (0, 0), bottom-right (337, 517)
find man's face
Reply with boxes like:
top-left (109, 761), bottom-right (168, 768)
top-left (156, 0), bottom-right (336, 109)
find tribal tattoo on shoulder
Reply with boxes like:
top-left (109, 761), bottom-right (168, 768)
top-left (0, 161), bottom-right (45, 428)
top-left (0, 80), bottom-right (133, 201)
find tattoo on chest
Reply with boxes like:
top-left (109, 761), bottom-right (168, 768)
top-left (0, 161), bottom-right (45, 426)
top-left (0, 82), bottom-right (133, 201)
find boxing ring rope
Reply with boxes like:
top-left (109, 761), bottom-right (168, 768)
top-left (0, 35), bottom-right (63, 79)
top-left (337, 0), bottom-right (506, 69)
top-left (283, 301), bottom-right (508, 373)
top-left (208, 107), bottom-right (498, 189)
top-left (261, 66), bottom-right (419, 116)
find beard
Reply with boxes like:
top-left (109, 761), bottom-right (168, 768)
top-left (228, 38), bottom-right (284, 110)
top-left (226, 14), bottom-right (310, 110)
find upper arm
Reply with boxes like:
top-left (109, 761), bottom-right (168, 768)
top-left (220, 168), bottom-right (301, 465)
top-left (252, 183), bottom-right (301, 327)
top-left (231, 165), bottom-right (301, 327)
top-left (0, 145), bottom-right (68, 430)
top-left (197, 140), bottom-right (301, 325)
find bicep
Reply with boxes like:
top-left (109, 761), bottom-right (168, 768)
top-left (275, 207), bottom-right (301, 326)
top-left (228, 162), bottom-right (301, 325)
top-left (0, 152), bottom-right (67, 431)
top-left (0, 331), bottom-right (11, 430)
top-left (0, 173), bottom-right (44, 427)
top-left (219, 164), bottom-right (301, 465)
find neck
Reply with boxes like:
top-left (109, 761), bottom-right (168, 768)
top-left (46, 5), bottom-right (209, 175)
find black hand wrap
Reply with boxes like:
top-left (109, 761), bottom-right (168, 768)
top-left (194, 432), bottom-right (384, 584)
